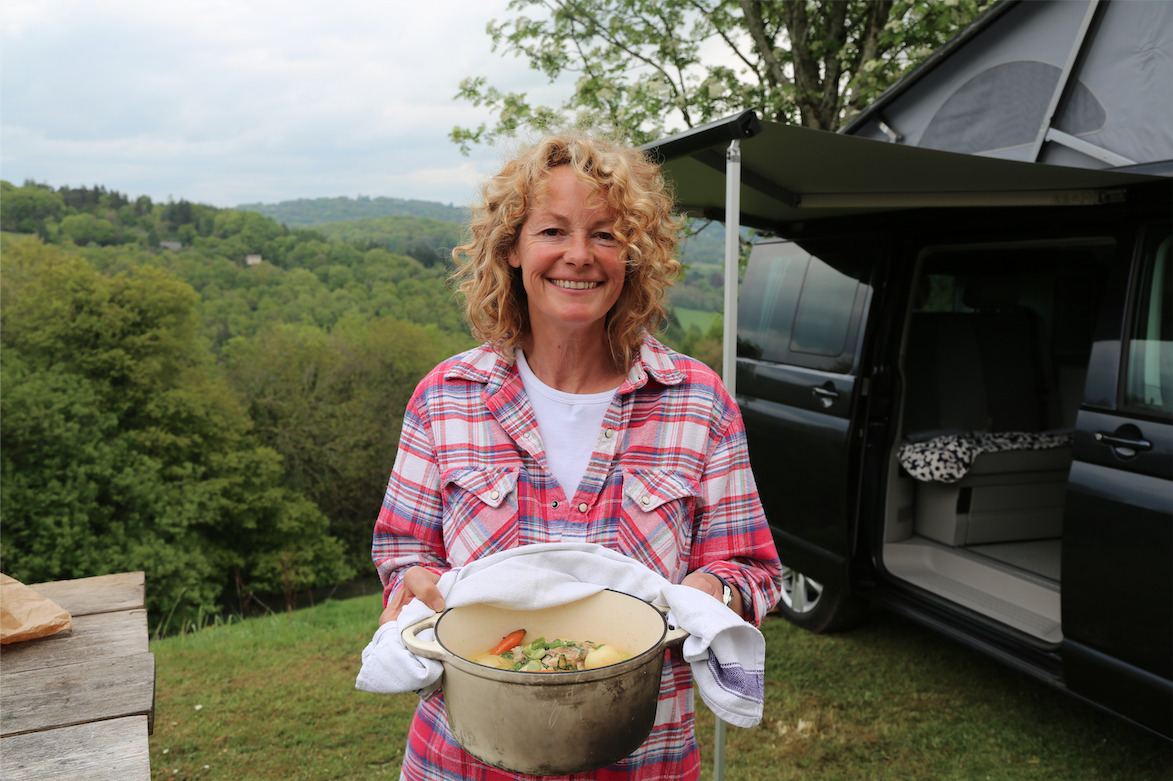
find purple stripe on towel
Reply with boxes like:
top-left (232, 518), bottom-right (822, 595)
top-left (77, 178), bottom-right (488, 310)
top-left (707, 654), bottom-right (764, 703)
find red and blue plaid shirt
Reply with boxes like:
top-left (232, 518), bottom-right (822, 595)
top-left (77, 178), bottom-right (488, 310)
top-left (373, 335), bottom-right (782, 781)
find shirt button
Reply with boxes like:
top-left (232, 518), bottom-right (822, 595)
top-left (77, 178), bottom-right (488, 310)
top-left (578, 502), bottom-right (589, 513)
top-left (490, 490), bottom-right (500, 500)
top-left (641, 496), bottom-right (652, 506)
top-left (551, 500), bottom-right (559, 509)
top-left (603, 429), bottom-right (613, 439)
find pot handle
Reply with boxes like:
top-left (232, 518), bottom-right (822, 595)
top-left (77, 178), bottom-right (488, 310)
top-left (664, 625), bottom-right (689, 648)
top-left (400, 612), bottom-right (448, 660)
top-left (654, 602), bottom-right (690, 648)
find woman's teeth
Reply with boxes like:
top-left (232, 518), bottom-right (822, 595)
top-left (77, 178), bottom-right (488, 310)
top-left (552, 280), bottom-right (600, 290)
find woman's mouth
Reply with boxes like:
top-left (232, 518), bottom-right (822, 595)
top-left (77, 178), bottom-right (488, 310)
top-left (551, 279), bottom-right (601, 290)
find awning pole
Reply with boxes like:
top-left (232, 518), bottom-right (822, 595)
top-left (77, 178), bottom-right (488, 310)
top-left (721, 139), bottom-right (741, 398)
top-left (714, 137), bottom-right (741, 781)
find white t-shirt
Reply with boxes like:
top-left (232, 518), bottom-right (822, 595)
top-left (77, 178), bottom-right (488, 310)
top-left (515, 350), bottom-right (618, 497)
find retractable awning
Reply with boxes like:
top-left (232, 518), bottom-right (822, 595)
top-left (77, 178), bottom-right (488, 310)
top-left (639, 107), bottom-right (1171, 401)
top-left (640, 109), bottom-right (1168, 234)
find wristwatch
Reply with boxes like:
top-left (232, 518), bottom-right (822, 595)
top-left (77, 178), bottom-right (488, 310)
top-left (717, 578), bottom-right (734, 609)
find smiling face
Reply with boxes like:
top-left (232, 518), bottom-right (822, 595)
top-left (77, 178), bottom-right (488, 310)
top-left (508, 165), bottom-right (626, 342)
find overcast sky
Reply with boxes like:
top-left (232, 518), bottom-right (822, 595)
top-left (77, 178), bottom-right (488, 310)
top-left (0, 0), bottom-right (577, 209)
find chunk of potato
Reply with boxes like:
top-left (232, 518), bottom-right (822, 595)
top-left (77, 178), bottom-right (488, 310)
top-left (471, 653), bottom-right (512, 669)
top-left (584, 644), bottom-right (631, 670)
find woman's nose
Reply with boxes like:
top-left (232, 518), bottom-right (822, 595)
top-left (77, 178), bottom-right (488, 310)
top-left (564, 232), bottom-right (593, 264)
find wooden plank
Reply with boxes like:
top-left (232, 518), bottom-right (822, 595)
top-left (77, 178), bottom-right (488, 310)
top-left (0, 610), bottom-right (149, 674)
top-left (0, 715), bottom-right (151, 781)
top-left (27, 572), bottom-right (145, 617)
top-left (0, 653), bottom-right (155, 738)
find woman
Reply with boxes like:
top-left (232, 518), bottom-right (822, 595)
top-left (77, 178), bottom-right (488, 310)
top-left (372, 133), bottom-right (782, 780)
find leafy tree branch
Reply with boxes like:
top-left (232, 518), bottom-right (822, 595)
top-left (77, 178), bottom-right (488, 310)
top-left (452, 0), bottom-right (991, 148)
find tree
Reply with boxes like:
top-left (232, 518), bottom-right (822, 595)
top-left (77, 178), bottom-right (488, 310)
top-left (0, 236), bottom-right (353, 629)
top-left (452, 0), bottom-right (991, 148)
top-left (220, 316), bottom-right (470, 569)
top-left (0, 182), bottom-right (66, 232)
top-left (60, 213), bottom-right (117, 246)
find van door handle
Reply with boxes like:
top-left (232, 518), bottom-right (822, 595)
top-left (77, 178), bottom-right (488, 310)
top-left (1094, 431), bottom-right (1153, 452)
top-left (812, 384), bottom-right (839, 409)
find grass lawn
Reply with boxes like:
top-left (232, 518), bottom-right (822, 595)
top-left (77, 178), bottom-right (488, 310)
top-left (674, 306), bottom-right (721, 333)
top-left (149, 594), bottom-right (1171, 780)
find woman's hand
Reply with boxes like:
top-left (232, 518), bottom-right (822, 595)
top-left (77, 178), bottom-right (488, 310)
top-left (378, 566), bottom-right (445, 625)
top-left (681, 571), bottom-right (743, 618)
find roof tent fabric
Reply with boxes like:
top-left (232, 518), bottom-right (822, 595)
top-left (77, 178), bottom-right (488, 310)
top-left (842, 0), bottom-right (1173, 171)
top-left (641, 109), bottom-right (1166, 234)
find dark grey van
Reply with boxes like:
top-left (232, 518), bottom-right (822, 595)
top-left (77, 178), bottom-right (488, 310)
top-left (645, 114), bottom-right (1172, 739)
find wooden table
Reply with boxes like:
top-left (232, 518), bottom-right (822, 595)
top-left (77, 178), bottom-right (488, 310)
top-left (1, 572), bottom-right (155, 780)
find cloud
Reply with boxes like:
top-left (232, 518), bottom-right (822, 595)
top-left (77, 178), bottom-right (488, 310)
top-left (0, 0), bottom-right (568, 207)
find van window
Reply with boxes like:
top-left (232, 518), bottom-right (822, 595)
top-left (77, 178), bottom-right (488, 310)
top-left (1124, 232), bottom-right (1173, 417)
top-left (738, 241), bottom-right (864, 372)
top-left (791, 261), bottom-right (859, 357)
top-left (738, 242), bottom-right (806, 363)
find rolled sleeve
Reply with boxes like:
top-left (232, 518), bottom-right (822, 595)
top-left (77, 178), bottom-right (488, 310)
top-left (689, 396), bottom-right (782, 625)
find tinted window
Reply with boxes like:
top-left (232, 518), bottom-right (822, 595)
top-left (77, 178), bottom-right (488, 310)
top-left (738, 241), bottom-right (863, 372)
top-left (738, 242), bottom-right (807, 363)
top-left (1124, 232), bottom-right (1173, 417)
top-left (790, 260), bottom-right (859, 357)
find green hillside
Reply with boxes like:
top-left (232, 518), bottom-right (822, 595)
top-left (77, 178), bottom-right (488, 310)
top-left (0, 179), bottom-right (475, 633)
top-left (237, 195), bottom-right (467, 227)
top-left (313, 215), bottom-right (466, 268)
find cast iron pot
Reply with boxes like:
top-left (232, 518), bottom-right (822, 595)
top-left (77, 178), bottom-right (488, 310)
top-left (401, 589), bottom-right (688, 776)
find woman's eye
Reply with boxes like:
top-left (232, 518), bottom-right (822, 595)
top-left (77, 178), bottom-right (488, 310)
top-left (596, 232), bottom-right (616, 242)
top-left (540, 228), bottom-right (561, 237)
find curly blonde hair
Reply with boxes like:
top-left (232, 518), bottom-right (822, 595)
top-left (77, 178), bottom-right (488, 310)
top-left (451, 133), bottom-right (683, 372)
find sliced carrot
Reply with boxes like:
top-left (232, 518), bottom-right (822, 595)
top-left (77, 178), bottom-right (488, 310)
top-left (489, 629), bottom-right (526, 655)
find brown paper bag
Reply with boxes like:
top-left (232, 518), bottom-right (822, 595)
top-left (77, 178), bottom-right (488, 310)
top-left (1, 573), bottom-right (72, 644)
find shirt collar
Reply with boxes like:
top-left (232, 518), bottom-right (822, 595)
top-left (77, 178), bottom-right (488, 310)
top-left (443, 343), bottom-right (514, 393)
top-left (620, 334), bottom-right (685, 392)
top-left (444, 334), bottom-right (686, 393)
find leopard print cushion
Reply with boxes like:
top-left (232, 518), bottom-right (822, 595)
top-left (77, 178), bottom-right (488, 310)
top-left (898, 432), bottom-right (1073, 484)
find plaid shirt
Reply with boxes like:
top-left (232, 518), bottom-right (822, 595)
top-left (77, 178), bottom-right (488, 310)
top-left (374, 335), bottom-right (782, 781)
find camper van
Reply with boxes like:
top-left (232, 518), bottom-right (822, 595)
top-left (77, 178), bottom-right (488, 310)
top-left (645, 0), bottom-right (1172, 737)
top-left (644, 108), bottom-right (1172, 737)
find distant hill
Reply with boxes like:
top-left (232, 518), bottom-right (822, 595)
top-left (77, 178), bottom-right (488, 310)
top-left (237, 196), bottom-right (468, 227)
top-left (314, 215), bottom-right (467, 268)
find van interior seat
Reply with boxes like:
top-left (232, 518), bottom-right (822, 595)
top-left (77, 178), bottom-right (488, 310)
top-left (902, 309), bottom-right (1073, 547)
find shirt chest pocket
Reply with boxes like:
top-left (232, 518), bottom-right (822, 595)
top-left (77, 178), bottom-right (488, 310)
top-left (442, 466), bottom-right (521, 562)
top-left (618, 469), bottom-right (699, 576)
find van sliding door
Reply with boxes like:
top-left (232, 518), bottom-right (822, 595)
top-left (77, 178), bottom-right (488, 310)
top-left (736, 238), bottom-right (870, 595)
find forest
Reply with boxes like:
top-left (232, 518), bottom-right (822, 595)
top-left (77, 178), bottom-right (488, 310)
top-left (0, 180), bottom-right (724, 633)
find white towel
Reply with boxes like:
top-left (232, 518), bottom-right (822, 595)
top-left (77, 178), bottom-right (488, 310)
top-left (355, 542), bottom-right (766, 727)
